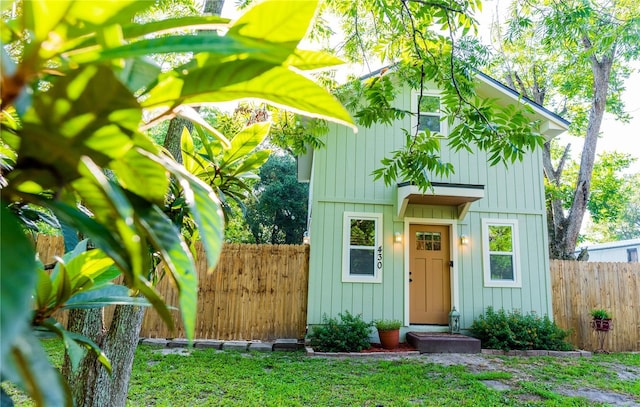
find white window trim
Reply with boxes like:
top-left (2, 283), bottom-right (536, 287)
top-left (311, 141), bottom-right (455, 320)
top-left (482, 218), bottom-right (521, 288)
top-left (410, 90), bottom-right (447, 136)
top-left (342, 212), bottom-right (383, 283)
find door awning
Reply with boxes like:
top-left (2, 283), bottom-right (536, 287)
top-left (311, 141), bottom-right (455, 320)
top-left (397, 182), bottom-right (485, 219)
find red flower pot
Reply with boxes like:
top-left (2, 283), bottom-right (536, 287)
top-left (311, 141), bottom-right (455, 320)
top-left (591, 318), bottom-right (612, 331)
top-left (378, 329), bottom-right (400, 350)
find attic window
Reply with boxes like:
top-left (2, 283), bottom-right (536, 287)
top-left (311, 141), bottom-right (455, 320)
top-left (417, 95), bottom-right (441, 133)
top-left (342, 212), bottom-right (383, 283)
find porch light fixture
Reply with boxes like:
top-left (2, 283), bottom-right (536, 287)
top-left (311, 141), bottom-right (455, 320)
top-left (394, 232), bottom-right (402, 244)
top-left (302, 231), bottom-right (310, 245)
top-left (460, 235), bottom-right (469, 245)
top-left (448, 307), bottom-right (461, 334)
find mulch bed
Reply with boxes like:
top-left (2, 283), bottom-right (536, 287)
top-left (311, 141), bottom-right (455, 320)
top-left (360, 342), bottom-right (417, 353)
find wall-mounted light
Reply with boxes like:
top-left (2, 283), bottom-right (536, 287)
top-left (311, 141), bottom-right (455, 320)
top-left (460, 235), bottom-right (469, 245)
top-left (394, 232), bottom-right (402, 244)
top-left (303, 231), bottom-right (310, 245)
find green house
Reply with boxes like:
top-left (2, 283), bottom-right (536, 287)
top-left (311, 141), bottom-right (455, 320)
top-left (299, 70), bottom-right (569, 338)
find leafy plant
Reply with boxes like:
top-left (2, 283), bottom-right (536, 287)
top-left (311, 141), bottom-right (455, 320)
top-left (374, 319), bottom-right (403, 331)
top-left (1, 0), bottom-right (355, 404)
top-left (469, 307), bottom-right (573, 351)
top-left (308, 311), bottom-right (373, 352)
top-left (590, 309), bottom-right (611, 320)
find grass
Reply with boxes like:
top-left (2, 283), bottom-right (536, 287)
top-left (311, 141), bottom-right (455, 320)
top-left (3, 339), bottom-right (639, 406)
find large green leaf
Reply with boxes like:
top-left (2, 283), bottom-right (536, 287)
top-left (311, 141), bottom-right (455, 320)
top-left (118, 57), bottom-right (162, 93)
top-left (133, 199), bottom-right (198, 341)
top-left (181, 128), bottom-right (212, 177)
top-left (144, 151), bottom-right (224, 270)
top-left (110, 148), bottom-right (169, 206)
top-left (63, 285), bottom-right (150, 309)
top-left (228, 0), bottom-right (318, 48)
top-left (44, 200), bottom-right (130, 273)
top-left (1, 329), bottom-right (72, 407)
top-left (284, 49), bottom-right (345, 71)
top-left (66, 0), bottom-right (144, 26)
top-left (73, 157), bottom-right (147, 283)
top-left (35, 269), bottom-right (53, 310)
top-left (64, 248), bottom-right (118, 287)
top-left (223, 122), bottom-right (271, 167)
top-left (231, 150), bottom-right (271, 177)
top-left (53, 263), bottom-right (73, 307)
top-left (121, 15), bottom-right (228, 39)
top-left (15, 66), bottom-right (140, 190)
top-left (92, 34), bottom-right (290, 65)
top-left (143, 61), bottom-right (355, 131)
top-left (0, 205), bottom-right (37, 362)
top-left (22, 0), bottom-right (72, 44)
top-left (41, 318), bottom-right (112, 373)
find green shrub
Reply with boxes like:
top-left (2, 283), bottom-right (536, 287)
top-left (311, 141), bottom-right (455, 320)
top-left (374, 319), bottom-right (403, 331)
top-left (308, 311), bottom-right (373, 352)
top-left (469, 307), bottom-right (573, 351)
top-left (590, 308), bottom-right (611, 319)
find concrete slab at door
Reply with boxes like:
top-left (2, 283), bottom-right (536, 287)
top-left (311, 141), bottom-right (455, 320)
top-left (409, 224), bottom-right (451, 324)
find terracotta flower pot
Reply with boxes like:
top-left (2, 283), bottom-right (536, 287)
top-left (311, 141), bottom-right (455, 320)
top-left (591, 318), bottom-right (612, 331)
top-left (378, 329), bottom-right (400, 350)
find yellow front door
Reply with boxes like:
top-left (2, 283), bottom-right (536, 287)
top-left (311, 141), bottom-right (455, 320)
top-left (409, 224), bottom-right (451, 324)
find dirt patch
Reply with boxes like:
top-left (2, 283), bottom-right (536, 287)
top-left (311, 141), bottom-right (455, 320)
top-left (603, 363), bottom-right (640, 381)
top-left (556, 388), bottom-right (640, 406)
top-left (422, 353), bottom-right (640, 406)
top-left (360, 342), bottom-right (417, 353)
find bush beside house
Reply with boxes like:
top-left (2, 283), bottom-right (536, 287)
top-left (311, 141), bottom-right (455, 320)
top-left (307, 311), bottom-right (373, 352)
top-left (469, 307), bottom-right (573, 351)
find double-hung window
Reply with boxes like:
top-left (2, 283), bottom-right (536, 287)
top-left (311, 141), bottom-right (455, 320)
top-left (482, 219), bottom-right (521, 287)
top-left (414, 93), bottom-right (442, 133)
top-left (342, 212), bottom-right (383, 283)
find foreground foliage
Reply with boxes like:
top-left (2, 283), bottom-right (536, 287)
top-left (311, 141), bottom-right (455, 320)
top-left (0, 0), bottom-right (354, 404)
top-left (6, 339), bottom-right (640, 406)
top-left (469, 306), bottom-right (573, 351)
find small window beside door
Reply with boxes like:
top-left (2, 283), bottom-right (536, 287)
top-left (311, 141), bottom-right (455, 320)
top-left (482, 219), bottom-right (521, 288)
top-left (342, 212), bottom-right (383, 283)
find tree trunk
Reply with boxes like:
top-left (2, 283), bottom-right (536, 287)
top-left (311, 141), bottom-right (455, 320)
top-left (62, 306), bottom-right (145, 407)
top-left (545, 54), bottom-right (613, 259)
top-left (163, 117), bottom-right (192, 163)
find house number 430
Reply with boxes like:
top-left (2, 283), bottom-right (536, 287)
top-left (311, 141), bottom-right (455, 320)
top-left (376, 246), bottom-right (383, 270)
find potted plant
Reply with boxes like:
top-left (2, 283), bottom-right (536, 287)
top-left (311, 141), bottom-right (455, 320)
top-left (375, 319), bottom-right (403, 350)
top-left (590, 309), bottom-right (612, 331)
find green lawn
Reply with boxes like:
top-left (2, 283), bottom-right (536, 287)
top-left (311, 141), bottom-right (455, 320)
top-left (4, 339), bottom-right (639, 406)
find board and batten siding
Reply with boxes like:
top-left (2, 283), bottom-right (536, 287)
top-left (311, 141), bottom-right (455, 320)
top-left (307, 82), bottom-right (552, 329)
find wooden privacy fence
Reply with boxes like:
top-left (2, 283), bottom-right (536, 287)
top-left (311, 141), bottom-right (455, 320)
top-left (550, 260), bottom-right (640, 352)
top-left (141, 243), bottom-right (309, 341)
top-left (35, 236), bottom-right (309, 341)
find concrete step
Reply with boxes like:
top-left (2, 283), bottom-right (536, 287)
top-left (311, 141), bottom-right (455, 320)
top-left (406, 332), bottom-right (481, 354)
